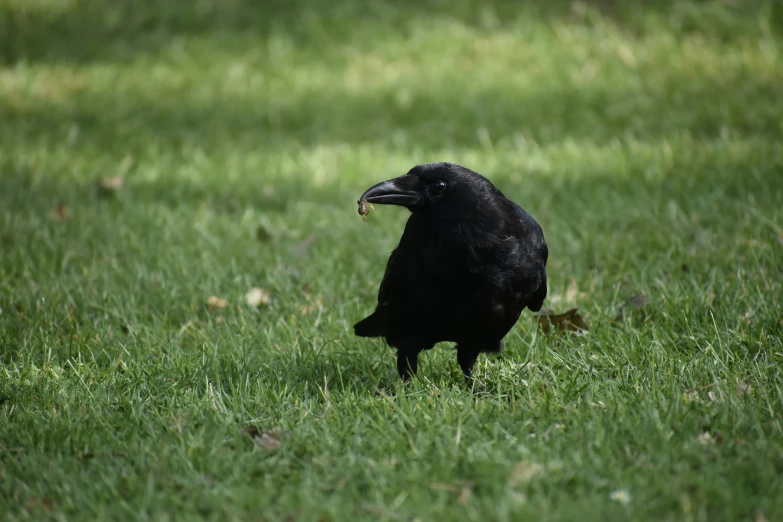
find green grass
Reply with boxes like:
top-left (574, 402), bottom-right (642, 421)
top-left (1, 0), bottom-right (783, 520)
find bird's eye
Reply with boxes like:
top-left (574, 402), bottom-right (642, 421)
top-left (432, 180), bottom-right (447, 193)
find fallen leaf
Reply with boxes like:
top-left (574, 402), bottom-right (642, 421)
top-left (736, 382), bottom-right (753, 397)
top-left (536, 308), bottom-right (588, 335)
top-left (613, 294), bottom-right (649, 322)
top-left (24, 497), bottom-right (53, 512)
top-left (458, 486), bottom-right (472, 506)
top-left (610, 489), bottom-right (631, 505)
top-left (49, 204), bottom-right (70, 221)
top-left (97, 175), bottom-right (124, 197)
top-left (256, 432), bottom-right (282, 450)
top-left (299, 296), bottom-right (324, 315)
top-left (243, 426), bottom-right (283, 451)
top-left (245, 287), bottom-right (271, 307)
top-left (290, 234), bottom-right (318, 258)
top-left (430, 480), bottom-right (474, 505)
top-left (509, 491), bottom-right (528, 505)
top-left (207, 296), bottom-right (227, 309)
top-left (508, 461), bottom-right (544, 488)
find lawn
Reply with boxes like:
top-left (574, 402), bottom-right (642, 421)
top-left (1, 0), bottom-right (782, 520)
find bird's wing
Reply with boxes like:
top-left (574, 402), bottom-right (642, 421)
top-left (376, 214), bottom-right (424, 307)
top-left (511, 203), bottom-right (548, 311)
top-left (355, 241), bottom-right (406, 338)
top-left (377, 243), bottom-right (409, 307)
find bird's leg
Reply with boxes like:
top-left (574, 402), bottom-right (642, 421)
top-left (457, 346), bottom-right (480, 384)
top-left (396, 350), bottom-right (419, 382)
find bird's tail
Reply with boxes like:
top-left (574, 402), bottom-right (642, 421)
top-left (354, 312), bottom-right (384, 337)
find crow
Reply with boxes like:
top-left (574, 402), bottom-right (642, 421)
top-left (354, 162), bottom-right (548, 382)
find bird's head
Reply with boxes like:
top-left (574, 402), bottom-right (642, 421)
top-left (358, 162), bottom-right (500, 220)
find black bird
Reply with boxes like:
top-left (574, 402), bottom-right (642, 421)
top-left (354, 162), bottom-right (548, 382)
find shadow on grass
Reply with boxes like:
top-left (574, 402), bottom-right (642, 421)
top-left (2, 0), bottom-right (780, 66)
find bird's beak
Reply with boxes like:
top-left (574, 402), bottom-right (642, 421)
top-left (358, 176), bottom-right (421, 207)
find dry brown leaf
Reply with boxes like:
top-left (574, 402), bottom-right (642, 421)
top-left (245, 287), bottom-right (271, 307)
top-left (207, 296), bottom-right (227, 309)
top-left (243, 426), bottom-right (283, 451)
top-left (299, 296), bottom-right (324, 315)
top-left (613, 294), bottom-right (649, 322)
top-left (736, 382), bottom-right (753, 397)
top-left (24, 497), bottom-right (53, 512)
top-left (49, 204), bottom-right (70, 221)
top-left (536, 308), bottom-right (588, 335)
top-left (508, 461), bottom-right (544, 488)
top-left (458, 486), bottom-right (472, 506)
top-left (97, 175), bottom-right (124, 196)
top-left (430, 481), bottom-right (474, 505)
top-left (255, 432), bottom-right (281, 451)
